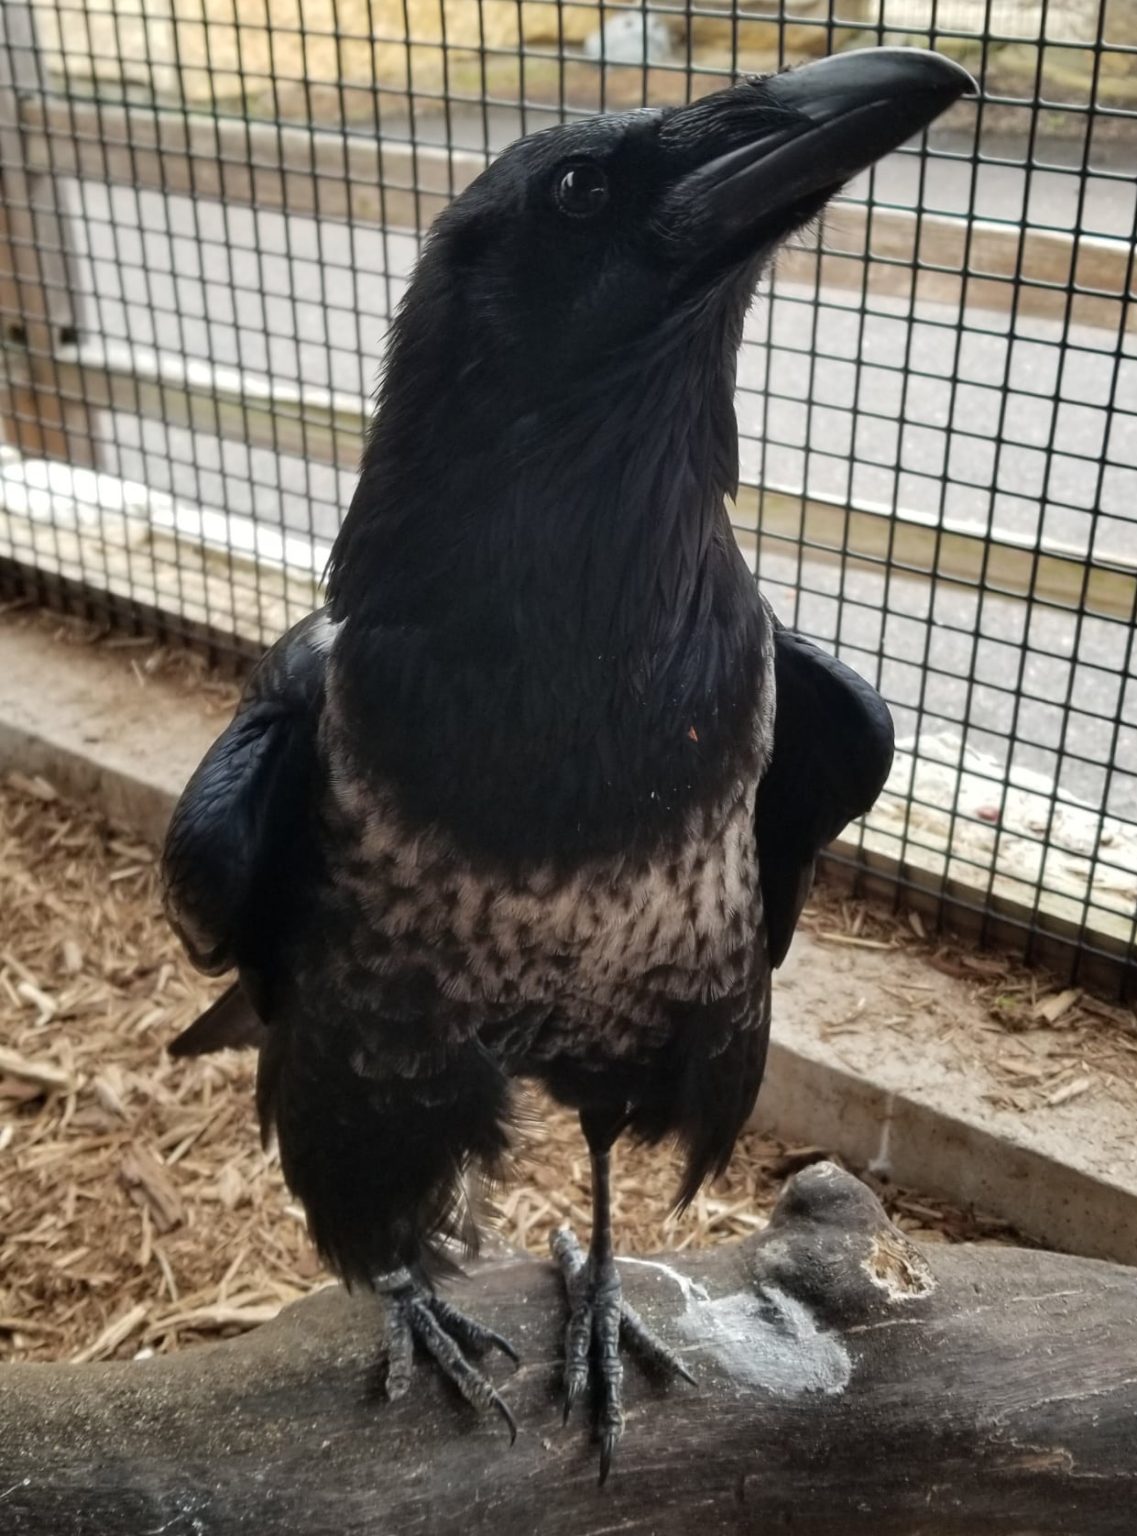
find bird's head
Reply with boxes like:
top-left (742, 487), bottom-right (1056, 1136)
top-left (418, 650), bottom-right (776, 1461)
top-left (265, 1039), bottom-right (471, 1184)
top-left (329, 49), bottom-right (972, 859)
top-left (334, 48), bottom-right (971, 641)
top-left (402, 48), bottom-right (973, 402)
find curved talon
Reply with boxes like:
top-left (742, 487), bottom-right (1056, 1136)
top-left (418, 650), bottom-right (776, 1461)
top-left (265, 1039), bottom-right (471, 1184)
top-left (428, 1293), bottom-right (520, 1363)
top-left (599, 1430), bottom-right (618, 1488)
top-left (376, 1277), bottom-right (518, 1440)
top-left (562, 1357), bottom-right (589, 1425)
top-left (493, 1393), bottom-right (519, 1446)
top-left (483, 1327), bottom-right (521, 1365)
top-left (562, 1292), bottom-right (593, 1423)
top-left (620, 1298), bottom-right (697, 1385)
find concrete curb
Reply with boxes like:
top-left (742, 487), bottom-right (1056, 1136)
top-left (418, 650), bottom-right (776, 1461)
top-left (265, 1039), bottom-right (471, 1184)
top-left (2, 615), bottom-right (1135, 1266)
top-left (0, 617), bottom-right (219, 845)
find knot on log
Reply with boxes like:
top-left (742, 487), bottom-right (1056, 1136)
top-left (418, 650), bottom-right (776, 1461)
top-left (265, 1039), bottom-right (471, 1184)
top-left (745, 1161), bottom-right (937, 1329)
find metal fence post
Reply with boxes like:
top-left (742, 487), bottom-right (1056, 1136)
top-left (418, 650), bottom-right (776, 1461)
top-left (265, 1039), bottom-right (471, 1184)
top-left (0, 0), bottom-right (99, 466)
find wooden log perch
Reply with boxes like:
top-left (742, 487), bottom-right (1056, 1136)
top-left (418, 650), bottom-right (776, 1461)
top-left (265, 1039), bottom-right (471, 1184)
top-left (2, 1163), bottom-right (1135, 1534)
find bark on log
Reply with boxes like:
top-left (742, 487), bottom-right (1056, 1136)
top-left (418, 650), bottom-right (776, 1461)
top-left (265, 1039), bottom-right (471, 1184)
top-left (2, 1163), bottom-right (1135, 1535)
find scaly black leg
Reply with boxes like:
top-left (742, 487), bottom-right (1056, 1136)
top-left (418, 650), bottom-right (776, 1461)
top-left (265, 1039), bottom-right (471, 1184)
top-left (552, 1109), bottom-right (695, 1483)
top-left (377, 1269), bottom-right (518, 1442)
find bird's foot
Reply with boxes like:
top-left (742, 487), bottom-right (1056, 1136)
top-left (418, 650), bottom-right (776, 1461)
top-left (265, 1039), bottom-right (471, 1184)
top-left (550, 1228), bottom-right (695, 1483)
top-left (378, 1270), bottom-right (518, 1441)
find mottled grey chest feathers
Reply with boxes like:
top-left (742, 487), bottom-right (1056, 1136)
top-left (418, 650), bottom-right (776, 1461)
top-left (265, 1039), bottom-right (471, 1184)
top-left (315, 691), bottom-right (767, 1064)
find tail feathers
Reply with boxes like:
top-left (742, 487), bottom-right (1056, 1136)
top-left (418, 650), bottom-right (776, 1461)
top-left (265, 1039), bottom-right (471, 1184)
top-left (630, 993), bottom-right (771, 1214)
top-left (169, 982), bottom-right (267, 1057)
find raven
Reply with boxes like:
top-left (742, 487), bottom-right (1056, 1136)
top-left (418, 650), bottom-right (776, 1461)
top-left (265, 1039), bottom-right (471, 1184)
top-left (162, 48), bottom-right (971, 1476)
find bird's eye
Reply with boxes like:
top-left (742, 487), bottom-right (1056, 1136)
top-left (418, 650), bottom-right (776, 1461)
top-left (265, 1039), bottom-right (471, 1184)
top-left (554, 162), bottom-right (610, 220)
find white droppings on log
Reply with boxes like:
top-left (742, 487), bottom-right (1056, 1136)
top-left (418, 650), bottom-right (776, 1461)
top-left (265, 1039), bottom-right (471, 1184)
top-left (618, 1256), bottom-right (710, 1309)
top-left (620, 1254), bottom-right (852, 1395)
top-left (679, 1285), bottom-right (853, 1397)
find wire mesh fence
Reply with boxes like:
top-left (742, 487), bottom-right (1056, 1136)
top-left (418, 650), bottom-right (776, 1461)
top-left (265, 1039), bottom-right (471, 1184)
top-left (0, 1), bottom-right (1134, 988)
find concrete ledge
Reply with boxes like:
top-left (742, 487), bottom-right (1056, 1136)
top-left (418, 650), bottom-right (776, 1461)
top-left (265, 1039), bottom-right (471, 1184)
top-left (762, 944), bottom-right (1137, 1265)
top-left (0, 612), bottom-right (221, 845)
top-left (2, 610), bottom-right (1135, 1266)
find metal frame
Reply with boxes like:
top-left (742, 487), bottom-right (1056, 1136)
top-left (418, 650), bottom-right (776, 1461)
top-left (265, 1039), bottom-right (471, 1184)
top-left (0, 1), bottom-right (97, 465)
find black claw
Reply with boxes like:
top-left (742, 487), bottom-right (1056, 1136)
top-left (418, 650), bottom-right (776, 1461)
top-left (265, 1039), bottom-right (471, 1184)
top-left (485, 1328), bottom-right (520, 1364)
top-left (620, 1298), bottom-right (696, 1384)
top-left (377, 1280), bottom-right (518, 1439)
top-left (494, 1392), bottom-right (519, 1446)
top-left (598, 1433), bottom-right (617, 1488)
top-left (551, 1227), bottom-right (692, 1480)
top-left (563, 1365), bottom-right (588, 1424)
top-left (427, 1293), bottom-right (520, 1364)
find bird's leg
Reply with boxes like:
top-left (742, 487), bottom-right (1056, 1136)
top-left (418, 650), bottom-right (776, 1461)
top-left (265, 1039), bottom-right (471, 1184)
top-left (551, 1108), bottom-right (694, 1483)
top-left (376, 1268), bottom-right (518, 1442)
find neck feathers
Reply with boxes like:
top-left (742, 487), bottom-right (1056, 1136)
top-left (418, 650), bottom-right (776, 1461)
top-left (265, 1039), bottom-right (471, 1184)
top-left (327, 304), bottom-right (765, 868)
top-left (330, 305), bottom-right (742, 649)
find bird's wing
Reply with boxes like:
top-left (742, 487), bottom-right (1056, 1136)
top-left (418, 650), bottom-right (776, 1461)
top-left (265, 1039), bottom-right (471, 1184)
top-left (167, 980), bottom-right (267, 1057)
top-left (756, 618), bottom-right (895, 969)
top-left (161, 608), bottom-right (333, 996)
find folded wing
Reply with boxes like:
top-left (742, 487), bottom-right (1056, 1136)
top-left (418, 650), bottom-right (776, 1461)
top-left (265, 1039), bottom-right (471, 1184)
top-left (161, 609), bottom-right (333, 1048)
top-left (756, 619), bottom-right (895, 969)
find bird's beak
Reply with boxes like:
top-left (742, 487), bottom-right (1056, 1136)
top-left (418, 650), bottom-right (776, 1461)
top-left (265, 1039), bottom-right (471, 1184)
top-left (665, 48), bottom-right (975, 254)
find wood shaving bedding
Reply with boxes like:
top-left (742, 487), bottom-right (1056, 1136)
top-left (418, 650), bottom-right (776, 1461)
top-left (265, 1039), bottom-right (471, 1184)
top-left (1, 766), bottom-right (1028, 1366)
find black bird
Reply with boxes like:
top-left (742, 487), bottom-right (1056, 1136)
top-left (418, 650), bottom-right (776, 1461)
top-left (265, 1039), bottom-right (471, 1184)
top-left (162, 48), bottom-right (970, 1477)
